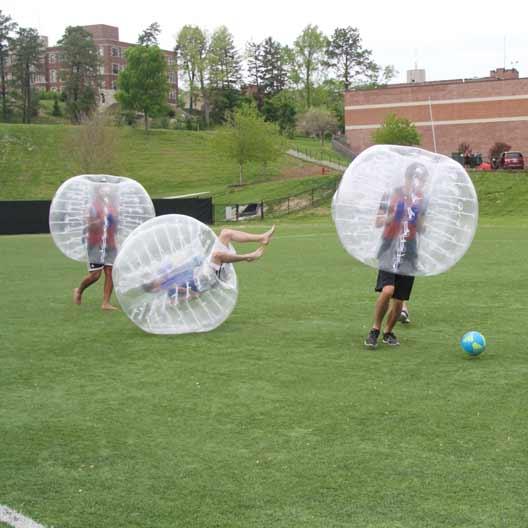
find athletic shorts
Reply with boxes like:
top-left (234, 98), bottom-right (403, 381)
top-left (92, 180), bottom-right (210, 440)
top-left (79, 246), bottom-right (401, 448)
top-left (375, 270), bottom-right (415, 301)
top-left (87, 245), bottom-right (117, 271)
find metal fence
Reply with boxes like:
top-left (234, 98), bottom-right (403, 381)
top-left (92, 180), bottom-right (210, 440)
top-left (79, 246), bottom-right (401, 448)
top-left (214, 179), bottom-right (338, 223)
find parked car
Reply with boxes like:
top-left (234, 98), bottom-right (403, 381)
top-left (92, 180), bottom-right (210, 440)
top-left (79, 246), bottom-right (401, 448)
top-left (497, 151), bottom-right (524, 170)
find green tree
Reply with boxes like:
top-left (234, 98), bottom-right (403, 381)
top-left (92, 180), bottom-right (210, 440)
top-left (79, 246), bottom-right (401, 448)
top-left (138, 22), bottom-right (161, 46)
top-left (297, 107), bottom-right (338, 145)
top-left (211, 104), bottom-right (283, 185)
top-left (176, 25), bottom-right (207, 114)
top-left (208, 26), bottom-right (241, 89)
top-left (58, 26), bottom-right (100, 124)
top-left (10, 27), bottom-right (43, 124)
top-left (245, 40), bottom-right (263, 88)
top-left (52, 92), bottom-right (62, 116)
top-left (293, 25), bottom-right (327, 108)
top-left (262, 91), bottom-right (297, 137)
top-left (260, 37), bottom-right (290, 95)
top-left (372, 113), bottom-right (421, 146)
top-left (116, 45), bottom-right (169, 131)
top-left (0, 10), bottom-right (17, 121)
top-left (325, 26), bottom-right (374, 90)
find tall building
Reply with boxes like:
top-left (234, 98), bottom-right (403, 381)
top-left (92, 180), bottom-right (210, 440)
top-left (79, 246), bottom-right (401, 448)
top-left (35, 24), bottom-right (178, 106)
top-left (344, 67), bottom-right (528, 158)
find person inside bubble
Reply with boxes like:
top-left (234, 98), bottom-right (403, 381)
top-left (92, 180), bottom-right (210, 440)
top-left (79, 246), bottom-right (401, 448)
top-left (364, 163), bottom-right (428, 348)
top-left (142, 225), bottom-right (276, 304)
top-left (73, 185), bottom-right (119, 310)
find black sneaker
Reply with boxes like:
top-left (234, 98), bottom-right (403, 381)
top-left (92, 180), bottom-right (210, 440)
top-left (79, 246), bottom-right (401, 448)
top-left (382, 332), bottom-right (400, 346)
top-left (364, 328), bottom-right (380, 348)
top-left (398, 309), bottom-right (411, 324)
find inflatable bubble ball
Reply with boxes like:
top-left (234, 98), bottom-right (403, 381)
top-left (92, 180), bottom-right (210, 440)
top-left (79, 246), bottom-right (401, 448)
top-left (49, 174), bottom-right (155, 265)
top-left (332, 145), bottom-right (479, 277)
top-left (112, 215), bottom-right (238, 335)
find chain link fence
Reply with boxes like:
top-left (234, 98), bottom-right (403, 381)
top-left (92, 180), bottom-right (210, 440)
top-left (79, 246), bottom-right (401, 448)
top-left (214, 179), bottom-right (338, 223)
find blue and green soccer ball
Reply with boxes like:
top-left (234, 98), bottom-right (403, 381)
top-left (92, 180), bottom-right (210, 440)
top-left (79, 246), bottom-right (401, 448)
top-left (460, 331), bottom-right (486, 356)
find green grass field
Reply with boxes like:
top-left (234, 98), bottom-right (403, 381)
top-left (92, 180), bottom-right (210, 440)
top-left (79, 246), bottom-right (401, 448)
top-left (2, 216), bottom-right (528, 528)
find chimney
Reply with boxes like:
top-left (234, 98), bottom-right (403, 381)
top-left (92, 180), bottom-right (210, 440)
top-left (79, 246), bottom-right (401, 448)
top-left (490, 67), bottom-right (519, 80)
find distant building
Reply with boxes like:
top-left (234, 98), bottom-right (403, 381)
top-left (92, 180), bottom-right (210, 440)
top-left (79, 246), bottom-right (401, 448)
top-left (34, 24), bottom-right (178, 107)
top-left (344, 67), bottom-right (528, 158)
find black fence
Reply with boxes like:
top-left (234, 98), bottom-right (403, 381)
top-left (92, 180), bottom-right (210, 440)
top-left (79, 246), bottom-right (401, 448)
top-left (0, 197), bottom-right (213, 235)
top-left (214, 180), bottom-right (338, 223)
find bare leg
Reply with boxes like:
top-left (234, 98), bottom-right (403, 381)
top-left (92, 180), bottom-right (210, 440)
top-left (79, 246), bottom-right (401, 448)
top-left (385, 299), bottom-right (403, 333)
top-left (74, 269), bottom-right (102, 304)
top-left (211, 247), bottom-right (264, 267)
top-left (372, 285), bottom-right (394, 330)
top-left (218, 225), bottom-right (275, 246)
top-left (101, 266), bottom-right (119, 311)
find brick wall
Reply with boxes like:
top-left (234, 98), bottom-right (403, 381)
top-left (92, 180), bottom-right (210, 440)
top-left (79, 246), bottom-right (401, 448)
top-left (345, 76), bottom-right (528, 158)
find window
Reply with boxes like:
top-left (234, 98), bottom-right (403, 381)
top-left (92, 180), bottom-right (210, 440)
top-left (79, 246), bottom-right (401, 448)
top-left (50, 70), bottom-right (57, 83)
top-left (98, 47), bottom-right (104, 57)
top-left (49, 53), bottom-right (55, 64)
top-left (111, 81), bottom-right (117, 90)
top-left (111, 47), bottom-right (120, 58)
top-left (99, 65), bottom-right (105, 75)
top-left (168, 71), bottom-right (177, 84)
top-left (112, 63), bottom-right (120, 75)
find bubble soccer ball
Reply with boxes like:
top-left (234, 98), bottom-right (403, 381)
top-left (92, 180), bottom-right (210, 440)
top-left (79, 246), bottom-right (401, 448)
top-left (460, 331), bottom-right (486, 356)
top-left (332, 145), bottom-right (479, 276)
top-left (49, 174), bottom-right (155, 265)
top-left (112, 215), bottom-right (238, 335)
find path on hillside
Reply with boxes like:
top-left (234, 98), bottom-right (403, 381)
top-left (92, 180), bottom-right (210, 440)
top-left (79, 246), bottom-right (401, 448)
top-left (286, 149), bottom-right (348, 173)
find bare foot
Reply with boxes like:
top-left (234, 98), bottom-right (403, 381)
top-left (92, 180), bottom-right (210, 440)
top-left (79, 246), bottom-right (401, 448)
top-left (101, 303), bottom-right (119, 311)
top-left (73, 288), bottom-right (82, 305)
top-left (261, 225), bottom-right (276, 245)
top-left (246, 246), bottom-right (265, 262)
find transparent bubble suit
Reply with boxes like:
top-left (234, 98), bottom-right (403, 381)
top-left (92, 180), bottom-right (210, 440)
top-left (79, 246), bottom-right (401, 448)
top-left (49, 174), bottom-right (155, 264)
top-left (113, 215), bottom-right (238, 335)
top-left (332, 145), bottom-right (478, 276)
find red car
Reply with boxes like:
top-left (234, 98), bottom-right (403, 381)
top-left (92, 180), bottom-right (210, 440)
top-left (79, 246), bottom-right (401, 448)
top-left (498, 151), bottom-right (524, 170)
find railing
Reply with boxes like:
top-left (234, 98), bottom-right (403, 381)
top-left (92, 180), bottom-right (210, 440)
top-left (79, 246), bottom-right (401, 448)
top-left (214, 179), bottom-right (338, 223)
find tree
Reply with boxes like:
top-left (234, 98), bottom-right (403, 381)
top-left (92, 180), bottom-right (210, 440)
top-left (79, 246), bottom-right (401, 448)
top-left (293, 25), bottom-right (327, 108)
top-left (58, 26), bottom-right (100, 124)
top-left (325, 26), bottom-right (374, 90)
top-left (176, 25), bottom-right (207, 114)
top-left (211, 104), bottom-right (283, 185)
top-left (372, 113), bottom-right (421, 146)
top-left (52, 92), bottom-right (61, 116)
top-left (116, 45), bottom-right (169, 131)
top-left (10, 27), bottom-right (43, 124)
top-left (260, 37), bottom-right (290, 95)
top-left (489, 141), bottom-right (511, 164)
top-left (138, 22), bottom-right (161, 46)
top-left (0, 10), bottom-right (17, 121)
top-left (262, 91), bottom-right (297, 137)
top-left (297, 107), bottom-right (338, 144)
top-left (245, 40), bottom-right (263, 88)
top-left (208, 26), bottom-right (241, 90)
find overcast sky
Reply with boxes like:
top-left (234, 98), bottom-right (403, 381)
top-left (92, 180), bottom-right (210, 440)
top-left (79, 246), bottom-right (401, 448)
top-left (2, 0), bottom-right (526, 83)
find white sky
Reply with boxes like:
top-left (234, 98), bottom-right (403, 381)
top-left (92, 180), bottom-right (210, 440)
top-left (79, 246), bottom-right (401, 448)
top-left (2, 0), bottom-right (527, 83)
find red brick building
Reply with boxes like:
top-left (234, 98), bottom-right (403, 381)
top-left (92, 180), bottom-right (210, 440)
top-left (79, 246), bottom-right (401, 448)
top-left (344, 68), bottom-right (528, 159)
top-left (36, 24), bottom-right (178, 106)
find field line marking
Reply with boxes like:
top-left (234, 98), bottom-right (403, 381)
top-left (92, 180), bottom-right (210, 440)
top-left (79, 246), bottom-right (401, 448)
top-left (0, 505), bottom-right (46, 528)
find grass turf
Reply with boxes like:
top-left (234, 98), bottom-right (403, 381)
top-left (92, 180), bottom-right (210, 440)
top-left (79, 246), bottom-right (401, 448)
top-left (1, 217), bottom-right (528, 527)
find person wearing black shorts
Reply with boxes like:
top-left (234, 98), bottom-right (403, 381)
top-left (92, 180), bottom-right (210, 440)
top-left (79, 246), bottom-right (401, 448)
top-left (364, 163), bottom-right (427, 348)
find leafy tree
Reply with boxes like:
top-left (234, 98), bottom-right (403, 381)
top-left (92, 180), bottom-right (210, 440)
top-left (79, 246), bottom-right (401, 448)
top-left (208, 86), bottom-right (242, 125)
top-left (208, 26), bottom-right (241, 90)
top-left (293, 25), bottom-right (327, 108)
top-left (262, 91), bottom-right (297, 137)
top-left (260, 37), bottom-right (290, 95)
top-left (138, 22), bottom-right (161, 46)
top-left (176, 25), bottom-right (207, 113)
top-left (325, 26), bottom-right (374, 90)
top-left (58, 26), bottom-right (100, 124)
top-left (10, 27), bottom-right (43, 123)
top-left (311, 79), bottom-right (345, 132)
top-left (0, 10), bottom-right (17, 121)
top-left (52, 92), bottom-right (62, 116)
top-left (360, 64), bottom-right (397, 89)
top-left (372, 113), bottom-right (421, 146)
top-left (489, 141), bottom-right (511, 163)
top-left (211, 104), bottom-right (283, 185)
top-left (297, 107), bottom-right (338, 144)
top-left (116, 45), bottom-right (169, 131)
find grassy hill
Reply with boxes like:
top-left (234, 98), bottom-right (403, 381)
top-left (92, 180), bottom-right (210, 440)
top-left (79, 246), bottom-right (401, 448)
top-left (0, 124), bottom-right (337, 201)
